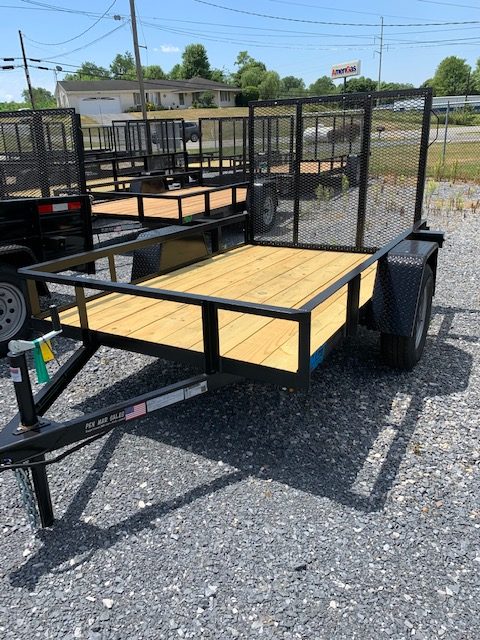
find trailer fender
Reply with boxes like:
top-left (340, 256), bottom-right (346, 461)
top-left (0, 244), bottom-right (49, 296)
top-left (250, 181), bottom-right (278, 232)
top-left (371, 240), bottom-right (439, 337)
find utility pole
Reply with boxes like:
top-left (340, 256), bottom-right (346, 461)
top-left (377, 16), bottom-right (384, 91)
top-left (129, 0), bottom-right (152, 156)
top-left (19, 30), bottom-right (35, 108)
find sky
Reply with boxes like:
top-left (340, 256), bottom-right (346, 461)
top-left (1, 0), bottom-right (480, 101)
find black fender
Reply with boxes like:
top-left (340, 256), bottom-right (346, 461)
top-left (0, 244), bottom-right (49, 296)
top-left (371, 240), bottom-right (439, 337)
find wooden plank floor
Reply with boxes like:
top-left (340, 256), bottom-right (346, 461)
top-left (270, 161), bottom-right (342, 174)
top-left (92, 186), bottom-right (248, 219)
top-left (58, 245), bottom-right (376, 373)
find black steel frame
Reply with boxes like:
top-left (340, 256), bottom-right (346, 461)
top-left (197, 117), bottom-right (248, 180)
top-left (89, 181), bottom-right (249, 225)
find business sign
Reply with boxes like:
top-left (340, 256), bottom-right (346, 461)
top-left (331, 60), bottom-right (361, 80)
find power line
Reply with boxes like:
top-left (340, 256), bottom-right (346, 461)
top-left (264, 0), bottom-right (435, 22)
top-left (192, 0), bottom-right (480, 27)
top-left (45, 22), bottom-right (128, 58)
top-left (418, 0), bottom-right (480, 8)
top-left (24, 0), bottom-right (118, 47)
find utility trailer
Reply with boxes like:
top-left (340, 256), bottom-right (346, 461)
top-left (0, 89), bottom-right (444, 529)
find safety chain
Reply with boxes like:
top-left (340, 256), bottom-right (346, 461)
top-left (14, 469), bottom-right (40, 530)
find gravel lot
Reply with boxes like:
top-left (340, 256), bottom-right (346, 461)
top-left (0, 203), bottom-right (479, 640)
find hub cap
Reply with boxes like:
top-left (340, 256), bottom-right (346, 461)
top-left (262, 196), bottom-right (275, 227)
top-left (0, 283), bottom-right (26, 342)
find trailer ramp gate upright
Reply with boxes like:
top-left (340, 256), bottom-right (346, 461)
top-left (0, 89), bottom-right (444, 529)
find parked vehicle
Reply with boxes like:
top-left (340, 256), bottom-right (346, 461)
top-left (183, 121), bottom-right (200, 143)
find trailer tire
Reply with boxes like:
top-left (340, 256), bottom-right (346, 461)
top-left (380, 265), bottom-right (433, 370)
top-left (253, 191), bottom-right (277, 233)
top-left (0, 265), bottom-right (29, 355)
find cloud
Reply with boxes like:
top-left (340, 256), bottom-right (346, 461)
top-left (154, 44), bottom-right (180, 54)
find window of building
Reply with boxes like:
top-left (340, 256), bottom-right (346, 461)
top-left (179, 93), bottom-right (185, 106)
top-left (133, 92), bottom-right (140, 105)
top-left (220, 91), bottom-right (230, 102)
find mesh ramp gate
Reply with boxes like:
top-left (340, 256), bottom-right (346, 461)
top-left (249, 88), bottom-right (432, 252)
top-left (0, 108), bottom-right (85, 199)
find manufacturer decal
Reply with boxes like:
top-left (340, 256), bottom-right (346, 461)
top-left (9, 367), bottom-right (22, 383)
top-left (185, 380), bottom-right (208, 399)
top-left (85, 410), bottom-right (125, 434)
top-left (147, 389), bottom-right (185, 412)
top-left (125, 402), bottom-right (147, 421)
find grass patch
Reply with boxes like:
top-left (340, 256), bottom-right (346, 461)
top-left (369, 141), bottom-right (480, 183)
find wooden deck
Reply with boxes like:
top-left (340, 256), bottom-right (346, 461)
top-left (270, 161), bottom-right (342, 174)
top-left (58, 245), bottom-right (376, 373)
top-left (92, 186), bottom-right (248, 220)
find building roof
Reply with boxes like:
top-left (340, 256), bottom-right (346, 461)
top-left (57, 77), bottom-right (240, 93)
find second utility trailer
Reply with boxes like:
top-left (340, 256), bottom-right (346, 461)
top-left (0, 88), bottom-right (443, 529)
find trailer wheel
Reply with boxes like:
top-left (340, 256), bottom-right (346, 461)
top-left (0, 265), bottom-right (29, 355)
top-left (380, 265), bottom-right (433, 370)
top-left (254, 191), bottom-right (277, 232)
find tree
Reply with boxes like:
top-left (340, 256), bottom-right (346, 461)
top-left (309, 76), bottom-right (336, 96)
top-left (431, 56), bottom-right (471, 96)
top-left (143, 65), bottom-right (166, 80)
top-left (343, 76), bottom-right (377, 93)
top-left (110, 51), bottom-right (136, 79)
top-left (21, 87), bottom-right (56, 109)
top-left (181, 44), bottom-right (211, 79)
top-left (210, 67), bottom-right (228, 83)
top-left (380, 81), bottom-right (415, 91)
top-left (233, 50), bottom-right (266, 86)
top-left (235, 86), bottom-right (260, 106)
top-left (280, 75), bottom-right (305, 96)
top-left (63, 61), bottom-right (109, 80)
top-left (468, 57), bottom-right (480, 94)
top-left (241, 65), bottom-right (266, 88)
top-left (168, 63), bottom-right (184, 80)
top-left (258, 71), bottom-right (281, 99)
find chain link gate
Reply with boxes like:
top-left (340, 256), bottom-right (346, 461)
top-left (0, 108), bottom-right (86, 199)
top-left (249, 88), bottom-right (432, 253)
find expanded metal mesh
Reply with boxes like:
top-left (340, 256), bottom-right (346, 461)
top-left (249, 89), bottom-right (432, 252)
top-left (0, 108), bottom-right (85, 199)
top-left (198, 117), bottom-right (247, 179)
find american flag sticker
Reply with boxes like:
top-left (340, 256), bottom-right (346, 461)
top-left (124, 402), bottom-right (147, 421)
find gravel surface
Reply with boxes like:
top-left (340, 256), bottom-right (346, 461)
top-left (0, 202), bottom-right (479, 639)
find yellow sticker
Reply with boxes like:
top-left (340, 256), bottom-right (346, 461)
top-left (40, 340), bottom-right (55, 362)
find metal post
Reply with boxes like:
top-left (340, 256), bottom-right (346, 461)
top-left (293, 102), bottom-right (303, 244)
top-left (414, 89), bottom-right (433, 222)
top-left (442, 101), bottom-right (450, 163)
top-left (129, 0), bottom-right (152, 158)
top-left (355, 96), bottom-right (373, 247)
top-left (377, 16), bottom-right (384, 91)
top-left (19, 30), bottom-right (35, 109)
